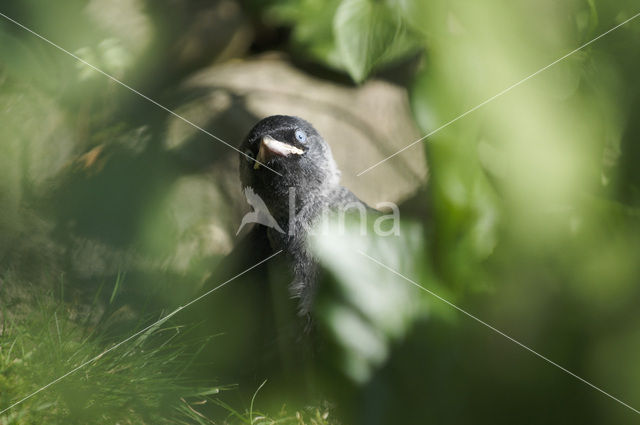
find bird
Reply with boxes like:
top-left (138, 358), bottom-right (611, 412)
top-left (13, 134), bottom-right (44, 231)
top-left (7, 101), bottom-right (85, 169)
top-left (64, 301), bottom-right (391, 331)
top-left (235, 186), bottom-right (285, 236)
top-left (181, 115), bottom-right (372, 404)
top-left (238, 115), bottom-right (371, 317)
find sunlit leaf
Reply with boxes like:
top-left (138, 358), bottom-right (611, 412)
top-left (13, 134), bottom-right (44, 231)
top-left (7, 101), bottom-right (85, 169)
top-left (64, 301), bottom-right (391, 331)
top-left (333, 0), bottom-right (401, 82)
top-left (311, 218), bottom-right (451, 382)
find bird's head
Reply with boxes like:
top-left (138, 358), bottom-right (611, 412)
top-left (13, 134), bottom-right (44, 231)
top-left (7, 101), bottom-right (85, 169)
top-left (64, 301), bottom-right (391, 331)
top-left (239, 115), bottom-right (340, 204)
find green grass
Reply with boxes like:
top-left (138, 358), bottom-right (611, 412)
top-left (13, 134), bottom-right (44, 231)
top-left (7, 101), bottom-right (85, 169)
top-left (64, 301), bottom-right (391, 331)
top-left (0, 280), bottom-right (221, 424)
top-left (0, 277), bottom-right (338, 425)
top-left (212, 398), bottom-right (335, 425)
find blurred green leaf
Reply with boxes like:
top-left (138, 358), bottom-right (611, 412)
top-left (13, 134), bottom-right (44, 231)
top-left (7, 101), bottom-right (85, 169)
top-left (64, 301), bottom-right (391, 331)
top-left (410, 67), bottom-right (500, 289)
top-left (266, 0), bottom-right (344, 69)
top-left (396, 0), bottom-right (435, 37)
top-left (267, 0), bottom-right (344, 68)
top-left (0, 28), bottom-right (57, 89)
top-left (333, 0), bottom-right (401, 82)
top-left (311, 218), bottom-right (452, 382)
top-left (269, 0), bottom-right (420, 80)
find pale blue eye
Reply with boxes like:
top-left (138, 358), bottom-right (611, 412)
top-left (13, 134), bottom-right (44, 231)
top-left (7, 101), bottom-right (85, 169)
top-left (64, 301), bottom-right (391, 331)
top-left (295, 129), bottom-right (307, 143)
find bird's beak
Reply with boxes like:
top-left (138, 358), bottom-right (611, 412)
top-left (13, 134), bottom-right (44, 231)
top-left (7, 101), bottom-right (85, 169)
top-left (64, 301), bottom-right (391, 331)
top-left (254, 135), bottom-right (304, 170)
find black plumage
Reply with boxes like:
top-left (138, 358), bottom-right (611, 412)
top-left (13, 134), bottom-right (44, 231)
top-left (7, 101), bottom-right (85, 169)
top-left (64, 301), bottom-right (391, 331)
top-left (183, 115), bottom-right (371, 399)
top-left (238, 115), bottom-right (369, 316)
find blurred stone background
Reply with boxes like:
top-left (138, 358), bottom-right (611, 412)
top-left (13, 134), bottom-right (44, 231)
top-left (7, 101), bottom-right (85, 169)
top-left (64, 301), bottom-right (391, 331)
top-left (0, 0), bottom-right (425, 306)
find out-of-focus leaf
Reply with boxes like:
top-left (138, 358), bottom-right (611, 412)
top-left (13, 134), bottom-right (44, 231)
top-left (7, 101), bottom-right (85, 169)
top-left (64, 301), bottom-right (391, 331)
top-left (396, 0), bottom-right (435, 37)
top-left (269, 0), bottom-right (420, 81)
top-left (577, 0), bottom-right (598, 36)
top-left (333, 0), bottom-right (401, 82)
top-left (311, 218), bottom-right (452, 383)
top-left (0, 28), bottom-right (57, 88)
top-left (410, 67), bottom-right (500, 289)
top-left (267, 0), bottom-right (344, 69)
top-left (75, 38), bottom-right (133, 80)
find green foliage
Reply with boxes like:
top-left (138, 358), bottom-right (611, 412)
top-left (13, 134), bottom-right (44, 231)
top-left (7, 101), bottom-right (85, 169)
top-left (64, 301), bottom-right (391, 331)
top-left (269, 0), bottom-right (640, 420)
top-left (311, 219), bottom-right (435, 382)
top-left (0, 283), bottom-right (219, 424)
top-left (267, 0), bottom-right (344, 69)
top-left (213, 398), bottom-right (336, 425)
top-left (269, 0), bottom-right (420, 82)
top-left (333, 0), bottom-right (400, 83)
